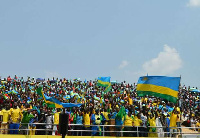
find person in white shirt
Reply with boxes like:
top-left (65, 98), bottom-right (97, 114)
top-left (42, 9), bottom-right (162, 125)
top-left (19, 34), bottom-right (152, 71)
top-left (45, 109), bottom-right (53, 135)
top-left (156, 116), bottom-right (164, 137)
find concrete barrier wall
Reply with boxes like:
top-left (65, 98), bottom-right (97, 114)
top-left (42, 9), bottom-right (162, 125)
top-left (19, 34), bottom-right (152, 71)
top-left (0, 135), bottom-right (125, 138)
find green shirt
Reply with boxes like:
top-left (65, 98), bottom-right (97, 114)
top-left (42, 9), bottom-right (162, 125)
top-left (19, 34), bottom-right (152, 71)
top-left (21, 111), bottom-right (34, 126)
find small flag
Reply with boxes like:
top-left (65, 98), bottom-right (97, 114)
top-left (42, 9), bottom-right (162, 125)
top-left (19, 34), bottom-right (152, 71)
top-left (97, 77), bottom-right (111, 93)
top-left (3, 94), bottom-right (10, 99)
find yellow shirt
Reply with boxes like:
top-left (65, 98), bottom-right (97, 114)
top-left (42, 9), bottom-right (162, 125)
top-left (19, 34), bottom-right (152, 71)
top-left (102, 112), bottom-right (109, 125)
top-left (2, 109), bottom-right (10, 123)
top-left (170, 113), bottom-right (177, 128)
top-left (176, 107), bottom-right (180, 112)
top-left (124, 115), bottom-right (134, 126)
top-left (129, 98), bottom-right (133, 105)
top-left (54, 112), bottom-right (60, 124)
top-left (149, 117), bottom-right (156, 127)
top-left (196, 122), bottom-right (200, 132)
top-left (177, 113), bottom-right (181, 122)
top-left (141, 97), bottom-right (147, 103)
top-left (153, 103), bottom-right (157, 107)
top-left (148, 117), bottom-right (157, 137)
top-left (10, 108), bottom-right (21, 123)
top-left (100, 98), bottom-right (103, 104)
top-left (84, 113), bottom-right (90, 127)
top-left (133, 116), bottom-right (142, 127)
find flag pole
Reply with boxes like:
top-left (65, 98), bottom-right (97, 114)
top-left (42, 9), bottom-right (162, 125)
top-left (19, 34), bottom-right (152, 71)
top-left (178, 75), bottom-right (181, 106)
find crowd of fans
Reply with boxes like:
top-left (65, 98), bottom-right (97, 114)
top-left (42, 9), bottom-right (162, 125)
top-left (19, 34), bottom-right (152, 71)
top-left (0, 75), bottom-right (199, 137)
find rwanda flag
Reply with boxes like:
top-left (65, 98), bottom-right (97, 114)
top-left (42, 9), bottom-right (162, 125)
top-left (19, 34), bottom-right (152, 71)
top-left (36, 87), bottom-right (82, 108)
top-left (97, 77), bottom-right (111, 93)
top-left (137, 76), bottom-right (180, 103)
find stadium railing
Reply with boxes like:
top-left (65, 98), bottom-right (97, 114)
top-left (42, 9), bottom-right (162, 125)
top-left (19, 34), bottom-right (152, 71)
top-left (0, 123), bottom-right (199, 137)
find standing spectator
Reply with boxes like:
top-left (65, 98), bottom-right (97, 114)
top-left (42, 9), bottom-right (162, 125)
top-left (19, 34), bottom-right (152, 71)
top-left (148, 114), bottom-right (158, 137)
top-left (36, 108), bottom-right (46, 135)
top-left (176, 110), bottom-right (182, 134)
top-left (156, 115), bottom-right (164, 137)
top-left (165, 114), bottom-right (170, 137)
top-left (196, 118), bottom-right (200, 132)
top-left (169, 108), bottom-right (178, 137)
top-left (115, 107), bottom-right (124, 137)
top-left (123, 112), bottom-right (134, 137)
top-left (91, 109), bottom-right (102, 136)
top-left (45, 109), bottom-right (53, 135)
top-left (141, 112), bottom-right (148, 137)
top-left (9, 102), bottom-right (22, 134)
top-left (133, 113), bottom-right (142, 137)
top-left (101, 108), bottom-right (109, 136)
top-left (52, 108), bottom-right (60, 135)
top-left (83, 109), bottom-right (90, 136)
top-left (0, 105), bottom-right (10, 134)
top-left (75, 110), bottom-right (83, 136)
top-left (20, 107), bottom-right (33, 135)
top-left (7, 76), bottom-right (11, 83)
top-left (29, 109), bottom-right (38, 135)
top-left (190, 115), bottom-right (196, 130)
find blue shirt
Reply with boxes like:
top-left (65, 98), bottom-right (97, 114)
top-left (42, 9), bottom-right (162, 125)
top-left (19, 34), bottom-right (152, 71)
top-left (76, 114), bottom-right (83, 124)
top-left (115, 114), bottom-right (123, 126)
top-left (166, 117), bottom-right (170, 127)
top-left (111, 112), bottom-right (117, 119)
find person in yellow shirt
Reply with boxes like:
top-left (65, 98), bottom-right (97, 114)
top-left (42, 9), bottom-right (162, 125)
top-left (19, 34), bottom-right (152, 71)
top-left (196, 118), bottom-right (200, 132)
top-left (128, 97), bottom-right (133, 105)
top-left (148, 114), bottom-right (158, 137)
top-left (1, 105), bottom-right (10, 134)
top-left (52, 108), bottom-right (60, 135)
top-left (83, 109), bottom-right (90, 136)
top-left (102, 108), bottom-right (109, 125)
top-left (133, 114), bottom-right (142, 137)
top-left (101, 108), bottom-right (109, 136)
top-left (123, 112), bottom-right (134, 137)
top-left (169, 108), bottom-right (178, 137)
top-left (9, 102), bottom-right (22, 134)
top-left (133, 114), bottom-right (142, 127)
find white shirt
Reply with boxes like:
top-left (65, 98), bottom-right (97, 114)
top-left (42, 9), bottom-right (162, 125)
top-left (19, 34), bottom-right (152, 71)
top-left (46, 114), bottom-right (53, 129)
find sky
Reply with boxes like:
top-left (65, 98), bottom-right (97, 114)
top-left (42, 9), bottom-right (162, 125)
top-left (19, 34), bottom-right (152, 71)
top-left (0, 0), bottom-right (200, 87)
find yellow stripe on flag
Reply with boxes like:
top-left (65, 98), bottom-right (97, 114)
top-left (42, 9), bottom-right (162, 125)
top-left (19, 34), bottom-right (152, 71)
top-left (137, 84), bottom-right (178, 98)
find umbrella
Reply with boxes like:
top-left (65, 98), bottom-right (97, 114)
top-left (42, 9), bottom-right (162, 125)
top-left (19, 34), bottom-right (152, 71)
top-left (189, 88), bottom-right (200, 93)
top-left (36, 78), bottom-right (45, 82)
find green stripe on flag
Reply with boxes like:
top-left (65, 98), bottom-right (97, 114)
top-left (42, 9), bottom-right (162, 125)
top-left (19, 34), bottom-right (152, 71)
top-left (137, 91), bottom-right (177, 103)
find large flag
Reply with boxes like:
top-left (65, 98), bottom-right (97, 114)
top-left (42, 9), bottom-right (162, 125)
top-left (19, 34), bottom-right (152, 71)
top-left (36, 87), bottom-right (82, 108)
top-left (136, 76), bottom-right (180, 103)
top-left (97, 77), bottom-right (111, 93)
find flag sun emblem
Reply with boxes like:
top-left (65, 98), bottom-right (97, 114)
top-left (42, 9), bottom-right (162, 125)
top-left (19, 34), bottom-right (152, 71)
top-left (143, 77), bottom-right (148, 81)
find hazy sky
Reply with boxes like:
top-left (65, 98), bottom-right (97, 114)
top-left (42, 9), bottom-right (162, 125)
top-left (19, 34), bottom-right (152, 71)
top-left (0, 0), bottom-right (200, 87)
